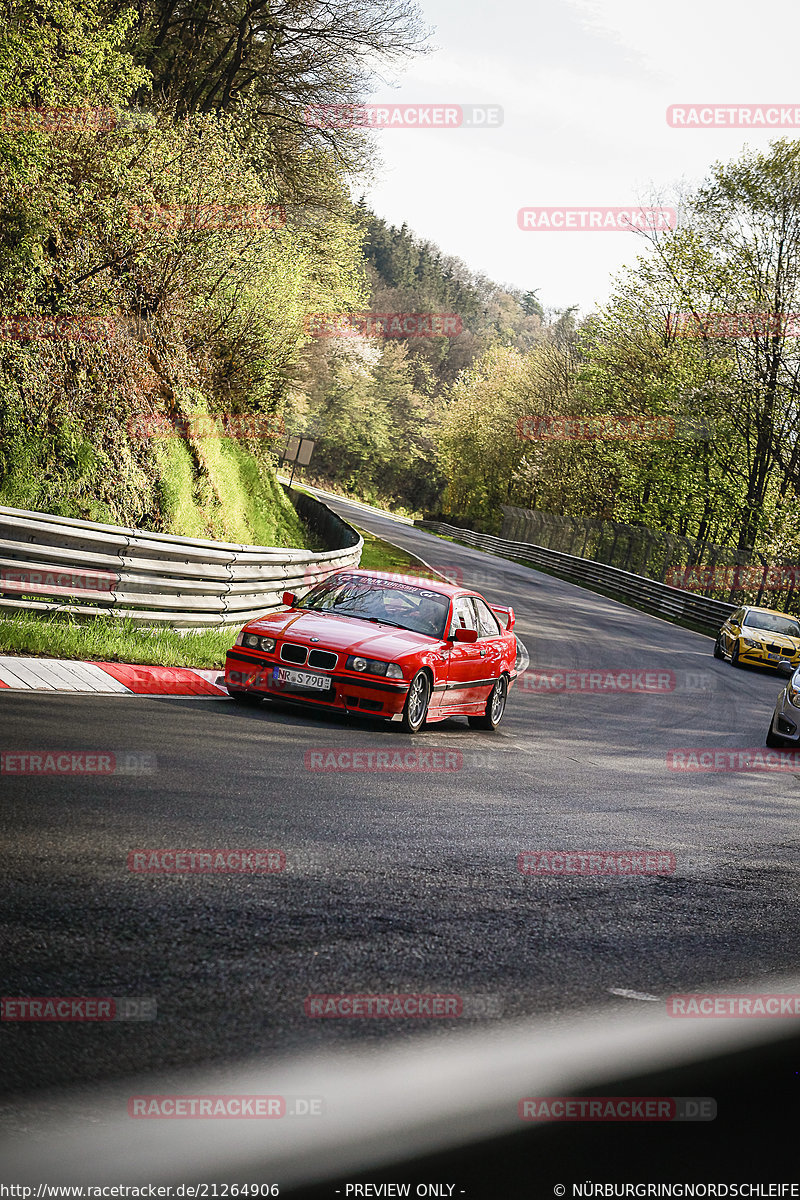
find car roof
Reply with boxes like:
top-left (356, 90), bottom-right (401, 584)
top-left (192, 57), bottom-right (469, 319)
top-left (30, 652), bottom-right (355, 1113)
top-left (330, 567), bottom-right (473, 600)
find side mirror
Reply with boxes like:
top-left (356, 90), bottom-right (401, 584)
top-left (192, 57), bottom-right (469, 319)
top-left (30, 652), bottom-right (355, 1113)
top-left (282, 591), bottom-right (296, 607)
top-left (453, 627), bottom-right (478, 643)
top-left (778, 659), bottom-right (795, 677)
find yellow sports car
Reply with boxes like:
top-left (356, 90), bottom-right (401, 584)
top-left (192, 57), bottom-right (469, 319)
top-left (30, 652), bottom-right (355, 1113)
top-left (714, 605), bottom-right (800, 669)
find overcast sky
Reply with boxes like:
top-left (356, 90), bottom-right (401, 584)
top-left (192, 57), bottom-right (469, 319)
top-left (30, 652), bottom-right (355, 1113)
top-left (360, 0), bottom-right (800, 315)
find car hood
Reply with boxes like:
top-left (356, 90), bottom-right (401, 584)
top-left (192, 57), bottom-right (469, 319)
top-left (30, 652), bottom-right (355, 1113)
top-left (743, 625), bottom-right (800, 645)
top-left (244, 610), bottom-right (440, 657)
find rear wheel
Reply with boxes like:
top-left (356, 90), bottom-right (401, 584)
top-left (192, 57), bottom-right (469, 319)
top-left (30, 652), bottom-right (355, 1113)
top-left (713, 635), bottom-right (724, 659)
top-left (469, 675), bottom-right (508, 731)
top-left (401, 671), bottom-right (430, 734)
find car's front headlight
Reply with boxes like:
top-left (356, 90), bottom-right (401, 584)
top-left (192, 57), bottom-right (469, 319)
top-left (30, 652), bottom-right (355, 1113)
top-left (741, 637), bottom-right (761, 648)
top-left (242, 633), bottom-right (276, 653)
top-left (788, 683), bottom-right (800, 709)
top-left (345, 655), bottom-right (397, 676)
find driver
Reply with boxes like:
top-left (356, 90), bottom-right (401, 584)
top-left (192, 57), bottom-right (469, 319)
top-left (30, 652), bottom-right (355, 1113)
top-left (415, 597), bottom-right (444, 638)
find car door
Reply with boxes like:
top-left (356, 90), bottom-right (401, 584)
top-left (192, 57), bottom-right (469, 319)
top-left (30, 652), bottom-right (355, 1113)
top-left (443, 596), bottom-right (484, 710)
top-left (471, 596), bottom-right (506, 701)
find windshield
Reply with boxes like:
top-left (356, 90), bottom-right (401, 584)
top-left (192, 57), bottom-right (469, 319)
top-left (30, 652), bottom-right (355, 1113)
top-left (299, 574), bottom-right (451, 639)
top-left (743, 611), bottom-right (800, 636)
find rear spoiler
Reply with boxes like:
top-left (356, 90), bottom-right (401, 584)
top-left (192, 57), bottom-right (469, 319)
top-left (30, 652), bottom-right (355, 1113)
top-left (489, 604), bottom-right (514, 631)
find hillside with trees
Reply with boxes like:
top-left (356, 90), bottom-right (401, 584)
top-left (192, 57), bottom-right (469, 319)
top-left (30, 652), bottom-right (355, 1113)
top-left (437, 140), bottom-right (800, 594)
top-left (4, 0), bottom-right (800, 597)
top-left (0, 0), bottom-right (422, 542)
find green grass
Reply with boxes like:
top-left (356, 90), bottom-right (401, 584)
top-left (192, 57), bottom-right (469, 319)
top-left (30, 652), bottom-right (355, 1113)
top-left (156, 438), bottom-right (313, 548)
top-left (355, 526), bottom-right (435, 575)
top-left (0, 613), bottom-right (236, 669)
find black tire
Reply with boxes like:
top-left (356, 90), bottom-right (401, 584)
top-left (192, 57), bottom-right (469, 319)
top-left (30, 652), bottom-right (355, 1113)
top-left (227, 688), bottom-right (262, 706)
top-left (731, 641), bottom-right (742, 667)
top-left (401, 670), bottom-right (431, 734)
top-left (713, 635), bottom-right (724, 660)
top-left (469, 675), bottom-right (508, 731)
top-left (766, 723), bottom-right (788, 748)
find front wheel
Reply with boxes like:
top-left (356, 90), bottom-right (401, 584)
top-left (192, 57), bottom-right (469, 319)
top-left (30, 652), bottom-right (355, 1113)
top-left (731, 641), bottom-right (742, 667)
top-left (401, 671), bottom-right (431, 733)
top-left (469, 675), bottom-right (508, 731)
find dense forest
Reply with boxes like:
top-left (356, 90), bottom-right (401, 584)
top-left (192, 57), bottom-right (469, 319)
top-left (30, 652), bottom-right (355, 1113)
top-left (292, 206), bottom-right (545, 512)
top-left (4, 0), bottom-right (800, 594)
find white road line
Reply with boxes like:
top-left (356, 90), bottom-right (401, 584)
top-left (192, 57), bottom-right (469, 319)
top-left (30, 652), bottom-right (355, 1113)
top-left (608, 988), bottom-right (661, 1001)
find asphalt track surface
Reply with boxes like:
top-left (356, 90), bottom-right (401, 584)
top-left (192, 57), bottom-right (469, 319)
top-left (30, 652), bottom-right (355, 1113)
top-left (2, 499), bottom-right (800, 1106)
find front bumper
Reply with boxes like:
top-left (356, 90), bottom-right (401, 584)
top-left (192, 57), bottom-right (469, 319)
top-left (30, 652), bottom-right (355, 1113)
top-left (737, 644), bottom-right (800, 669)
top-left (770, 689), bottom-right (800, 744)
top-left (225, 649), bottom-right (410, 717)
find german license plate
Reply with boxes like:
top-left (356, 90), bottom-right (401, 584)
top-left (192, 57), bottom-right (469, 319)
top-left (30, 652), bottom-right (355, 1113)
top-left (767, 653), bottom-right (779, 661)
top-left (273, 666), bottom-right (331, 691)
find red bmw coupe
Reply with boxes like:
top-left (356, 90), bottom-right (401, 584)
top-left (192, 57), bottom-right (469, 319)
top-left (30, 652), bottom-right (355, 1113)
top-left (224, 568), bottom-right (518, 733)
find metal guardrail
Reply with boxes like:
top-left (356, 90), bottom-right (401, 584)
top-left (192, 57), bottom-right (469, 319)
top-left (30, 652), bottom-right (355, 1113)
top-left (415, 520), bottom-right (734, 635)
top-left (0, 489), bottom-right (362, 630)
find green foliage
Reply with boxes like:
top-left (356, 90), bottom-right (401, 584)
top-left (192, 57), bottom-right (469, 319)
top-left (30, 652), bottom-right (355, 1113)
top-left (435, 139), bottom-right (800, 572)
top-left (0, 0), bottom-right (375, 549)
top-left (294, 205), bottom-right (546, 512)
